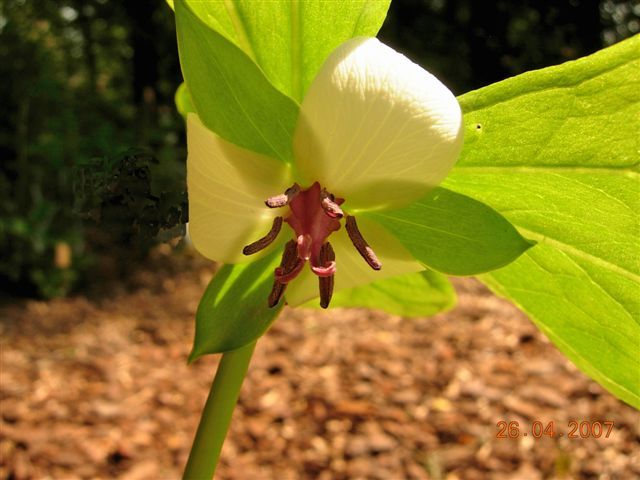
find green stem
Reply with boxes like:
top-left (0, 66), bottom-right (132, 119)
top-left (183, 341), bottom-right (257, 480)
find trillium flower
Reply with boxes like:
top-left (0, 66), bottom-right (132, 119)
top-left (187, 38), bottom-right (463, 309)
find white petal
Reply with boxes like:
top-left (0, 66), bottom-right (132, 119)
top-left (187, 114), bottom-right (292, 263)
top-left (284, 217), bottom-right (423, 307)
top-left (293, 38), bottom-right (463, 211)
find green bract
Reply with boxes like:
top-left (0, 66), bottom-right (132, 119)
top-left (175, 0), bottom-right (299, 161)
top-left (190, 251), bottom-right (283, 360)
top-left (170, 0), bottom-right (391, 101)
top-left (324, 269), bottom-right (457, 317)
top-left (445, 34), bottom-right (640, 408)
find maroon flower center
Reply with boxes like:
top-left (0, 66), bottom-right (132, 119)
top-left (243, 182), bottom-right (381, 309)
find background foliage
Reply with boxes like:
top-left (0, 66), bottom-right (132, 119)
top-left (0, 0), bottom-right (637, 297)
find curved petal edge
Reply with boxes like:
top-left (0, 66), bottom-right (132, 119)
top-left (187, 114), bottom-right (292, 263)
top-left (294, 37), bottom-right (464, 211)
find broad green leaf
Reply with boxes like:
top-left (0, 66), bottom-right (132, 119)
top-left (481, 245), bottom-right (639, 408)
top-left (321, 270), bottom-right (457, 317)
top-left (189, 251), bottom-right (282, 361)
top-left (366, 187), bottom-right (534, 275)
top-left (445, 35), bottom-right (640, 407)
top-left (175, 0), bottom-right (299, 161)
top-left (181, 0), bottom-right (391, 101)
top-left (174, 82), bottom-right (195, 117)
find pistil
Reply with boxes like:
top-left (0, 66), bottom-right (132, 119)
top-left (274, 240), bottom-right (305, 283)
top-left (243, 182), bottom-right (382, 308)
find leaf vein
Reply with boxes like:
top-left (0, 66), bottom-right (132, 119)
top-left (517, 227), bottom-right (640, 283)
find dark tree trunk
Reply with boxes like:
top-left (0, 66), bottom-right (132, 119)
top-left (467, 1), bottom-right (511, 89)
top-left (123, 0), bottom-right (160, 145)
top-left (74, 0), bottom-right (98, 93)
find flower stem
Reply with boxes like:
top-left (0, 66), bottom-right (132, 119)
top-left (183, 341), bottom-right (257, 480)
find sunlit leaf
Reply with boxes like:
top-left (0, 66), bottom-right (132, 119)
top-left (181, 0), bottom-right (391, 101)
top-left (321, 270), bottom-right (456, 317)
top-left (481, 245), bottom-right (639, 408)
top-left (366, 187), bottom-right (534, 275)
top-left (175, 0), bottom-right (299, 161)
top-left (189, 251), bottom-right (283, 360)
top-left (445, 35), bottom-right (640, 407)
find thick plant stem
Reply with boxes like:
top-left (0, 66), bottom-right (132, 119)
top-left (183, 341), bottom-right (257, 480)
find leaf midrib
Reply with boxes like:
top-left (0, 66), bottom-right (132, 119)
top-left (290, 0), bottom-right (302, 101)
top-left (222, 0), bottom-right (257, 62)
top-left (458, 43), bottom-right (638, 111)
top-left (516, 226), bottom-right (640, 283)
top-left (452, 165), bottom-right (640, 177)
top-left (482, 272), bottom-right (640, 407)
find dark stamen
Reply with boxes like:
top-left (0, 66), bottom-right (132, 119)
top-left (279, 239), bottom-right (298, 266)
top-left (268, 281), bottom-right (286, 308)
top-left (265, 183), bottom-right (300, 208)
top-left (275, 258), bottom-right (304, 283)
top-left (320, 188), bottom-right (344, 218)
top-left (274, 240), bottom-right (304, 283)
top-left (318, 242), bottom-right (335, 309)
top-left (242, 217), bottom-right (283, 255)
top-left (345, 216), bottom-right (382, 271)
top-left (268, 240), bottom-right (298, 308)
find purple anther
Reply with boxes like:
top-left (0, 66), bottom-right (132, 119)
top-left (345, 216), bottom-right (382, 271)
top-left (318, 242), bottom-right (335, 309)
top-left (265, 183), bottom-right (301, 208)
top-left (320, 189), bottom-right (344, 218)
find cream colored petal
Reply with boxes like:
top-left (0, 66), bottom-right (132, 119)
top-left (284, 217), bottom-right (423, 307)
top-left (294, 38), bottom-right (463, 212)
top-left (187, 114), bottom-right (292, 263)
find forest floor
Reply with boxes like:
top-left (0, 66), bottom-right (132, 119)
top-left (1, 248), bottom-right (639, 480)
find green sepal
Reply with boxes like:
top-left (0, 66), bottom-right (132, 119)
top-left (179, 0), bottom-right (391, 101)
top-left (320, 270), bottom-right (457, 317)
top-left (175, 0), bottom-right (299, 162)
top-left (366, 187), bottom-right (535, 276)
top-left (189, 251), bottom-right (282, 361)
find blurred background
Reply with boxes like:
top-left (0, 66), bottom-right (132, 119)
top-left (1, 1), bottom-right (639, 479)
top-left (1, 0), bottom-right (637, 299)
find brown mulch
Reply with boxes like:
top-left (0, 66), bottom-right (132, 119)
top-left (1, 250), bottom-right (639, 479)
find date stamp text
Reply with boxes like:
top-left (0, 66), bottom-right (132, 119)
top-left (496, 421), bottom-right (614, 439)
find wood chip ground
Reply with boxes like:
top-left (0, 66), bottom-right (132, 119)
top-left (1, 251), bottom-right (638, 479)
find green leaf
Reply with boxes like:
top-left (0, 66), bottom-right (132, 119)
top-left (175, 0), bottom-right (299, 161)
top-left (189, 251), bottom-right (283, 361)
top-left (445, 36), bottom-right (640, 407)
top-left (181, 0), bottom-right (391, 101)
top-left (481, 246), bottom-right (639, 408)
top-left (174, 82), bottom-right (195, 117)
top-left (366, 187), bottom-right (534, 275)
top-left (324, 270), bottom-right (457, 317)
